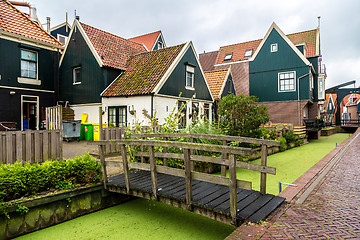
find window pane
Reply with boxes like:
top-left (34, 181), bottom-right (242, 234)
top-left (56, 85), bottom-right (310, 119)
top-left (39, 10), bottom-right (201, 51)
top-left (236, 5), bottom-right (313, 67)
top-left (186, 72), bottom-right (193, 87)
top-left (280, 74), bottom-right (284, 79)
top-left (289, 72), bottom-right (294, 78)
top-left (21, 50), bottom-right (36, 61)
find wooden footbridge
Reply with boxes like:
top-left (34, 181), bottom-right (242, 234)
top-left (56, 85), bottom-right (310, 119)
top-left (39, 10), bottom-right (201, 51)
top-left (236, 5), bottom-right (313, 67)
top-left (95, 133), bottom-right (285, 226)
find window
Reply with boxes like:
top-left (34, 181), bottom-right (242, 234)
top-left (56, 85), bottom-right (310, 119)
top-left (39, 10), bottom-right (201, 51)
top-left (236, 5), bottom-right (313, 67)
top-left (244, 49), bottom-right (253, 58)
top-left (318, 78), bottom-right (324, 100)
top-left (178, 101), bottom-right (187, 128)
top-left (21, 49), bottom-right (37, 79)
top-left (57, 34), bottom-right (68, 45)
top-left (278, 71), bottom-right (295, 92)
top-left (203, 103), bottom-right (210, 120)
top-left (157, 41), bottom-right (164, 49)
top-left (73, 67), bottom-right (81, 85)
top-left (191, 102), bottom-right (199, 122)
top-left (108, 106), bottom-right (127, 127)
top-left (185, 65), bottom-right (195, 89)
top-left (224, 53), bottom-right (233, 61)
top-left (271, 43), bottom-right (278, 52)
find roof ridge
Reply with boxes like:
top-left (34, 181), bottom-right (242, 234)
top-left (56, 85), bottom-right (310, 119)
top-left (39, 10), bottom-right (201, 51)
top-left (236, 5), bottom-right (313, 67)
top-left (80, 22), bottom-right (144, 49)
top-left (4, 0), bottom-right (61, 45)
top-left (287, 28), bottom-right (318, 37)
top-left (204, 68), bottom-right (229, 73)
top-left (130, 43), bottom-right (185, 58)
top-left (219, 38), bottom-right (263, 49)
top-left (129, 30), bottom-right (161, 39)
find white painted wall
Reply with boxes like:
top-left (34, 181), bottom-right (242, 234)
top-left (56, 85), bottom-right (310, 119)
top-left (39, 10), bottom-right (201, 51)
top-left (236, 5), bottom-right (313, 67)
top-left (71, 104), bottom-right (101, 123)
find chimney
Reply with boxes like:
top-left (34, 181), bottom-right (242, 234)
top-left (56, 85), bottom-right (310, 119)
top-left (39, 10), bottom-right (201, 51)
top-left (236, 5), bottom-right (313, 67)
top-left (46, 17), bottom-right (51, 33)
top-left (317, 16), bottom-right (321, 29)
top-left (76, 16), bottom-right (80, 21)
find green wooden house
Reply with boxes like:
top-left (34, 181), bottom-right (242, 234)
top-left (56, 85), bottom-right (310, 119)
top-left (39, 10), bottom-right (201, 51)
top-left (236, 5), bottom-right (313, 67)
top-left (0, 0), bottom-right (63, 130)
top-left (101, 42), bottom-right (213, 128)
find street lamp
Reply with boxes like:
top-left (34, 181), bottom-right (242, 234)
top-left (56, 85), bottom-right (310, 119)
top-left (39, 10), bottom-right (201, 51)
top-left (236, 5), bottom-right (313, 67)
top-left (297, 73), bottom-right (310, 126)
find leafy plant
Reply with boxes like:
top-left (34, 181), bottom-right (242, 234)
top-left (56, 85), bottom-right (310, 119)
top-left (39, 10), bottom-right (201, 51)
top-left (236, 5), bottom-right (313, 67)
top-left (16, 204), bottom-right (29, 215)
top-left (278, 137), bottom-right (287, 152)
top-left (283, 130), bottom-right (297, 143)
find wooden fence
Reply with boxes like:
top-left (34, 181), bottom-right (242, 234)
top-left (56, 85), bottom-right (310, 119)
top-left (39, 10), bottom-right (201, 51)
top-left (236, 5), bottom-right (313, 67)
top-left (0, 130), bottom-right (62, 164)
top-left (46, 105), bottom-right (62, 130)
top-left (95, 136), bottom-right (278, 224)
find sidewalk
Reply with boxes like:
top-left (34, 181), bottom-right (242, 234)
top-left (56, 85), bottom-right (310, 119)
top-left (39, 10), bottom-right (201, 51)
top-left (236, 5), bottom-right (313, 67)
top-left (226, 129), bottom-right (360, 239)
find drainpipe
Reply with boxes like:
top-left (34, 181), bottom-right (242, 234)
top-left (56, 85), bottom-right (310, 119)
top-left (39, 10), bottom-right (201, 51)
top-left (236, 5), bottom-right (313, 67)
top-left (297, 73), bottom-right (310, 126)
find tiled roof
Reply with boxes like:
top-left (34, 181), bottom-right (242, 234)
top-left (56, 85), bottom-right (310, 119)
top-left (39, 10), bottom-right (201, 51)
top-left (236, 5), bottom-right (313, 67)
top-left (204, 69), bottom-right (229, 100)
top-left (0, 0), bottom-right (61, 46)
top-left (325, 93), bottom-right (337, 111)
top-left (129, 30), bottom-right (162, 51)
top-left (214, 28), bottom-right (319, 65)
top-left (199, 51), bottom-right (218, 72)
top-left (215, 39), bottom-right (262, 65)
top-left (102, 43), bottom-right (185, 97)
top-left (287, 29), bottom-right (318, 58)
top-left (80, 22), bottom-right (147, 70)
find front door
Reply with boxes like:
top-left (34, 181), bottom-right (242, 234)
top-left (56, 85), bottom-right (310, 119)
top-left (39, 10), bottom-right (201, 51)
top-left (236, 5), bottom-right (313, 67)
top-left (21, 95), bottom-right (39, 130)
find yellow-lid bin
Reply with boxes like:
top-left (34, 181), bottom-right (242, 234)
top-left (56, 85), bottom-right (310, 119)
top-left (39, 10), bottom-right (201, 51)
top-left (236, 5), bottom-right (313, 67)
top-left (92, 123), bottom-right (107, 141)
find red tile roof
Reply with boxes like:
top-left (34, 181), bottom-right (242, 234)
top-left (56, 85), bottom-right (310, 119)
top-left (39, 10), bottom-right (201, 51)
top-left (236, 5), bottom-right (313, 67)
top-left (102, 43), bottom-right (185, 97)
top-left (214, 28), bottom-right (319, 65)
top-left (0, 0), bottom-right (61, 46)
top-left (199, 51), bottom-right (218, 72)
top-left (128, 30), bottom-right (162, 51)
top-left (80, 22), bottom-right (147, 70)
top-left (204, 69), bottom-right (229, 99)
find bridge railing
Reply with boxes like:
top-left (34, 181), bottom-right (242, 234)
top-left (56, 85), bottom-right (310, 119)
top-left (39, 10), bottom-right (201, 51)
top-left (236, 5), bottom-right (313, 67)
top-left (95, 135), bottom-right (279, 224)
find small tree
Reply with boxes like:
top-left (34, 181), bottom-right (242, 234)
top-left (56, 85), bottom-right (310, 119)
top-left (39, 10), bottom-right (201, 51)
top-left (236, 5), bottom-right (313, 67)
top-left (217, 94), bottom-right (269, 136)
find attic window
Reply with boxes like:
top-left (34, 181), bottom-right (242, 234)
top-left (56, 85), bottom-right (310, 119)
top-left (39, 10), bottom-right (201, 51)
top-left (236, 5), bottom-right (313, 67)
top-left (57, 34), bottom-right (68, 45)
top-left (157, 41), bottom-right (164, 49)
top-left (271, 43), bottom-right (278, 52)
top-left (244, 49), bottom-right (253, 58)
top-left (224, 53), bottom-right (233, 61)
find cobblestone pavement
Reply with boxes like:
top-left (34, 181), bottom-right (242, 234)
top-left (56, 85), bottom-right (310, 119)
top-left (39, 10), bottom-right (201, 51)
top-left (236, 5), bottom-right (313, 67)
top-left (227, 130), bottom-right (360, 240)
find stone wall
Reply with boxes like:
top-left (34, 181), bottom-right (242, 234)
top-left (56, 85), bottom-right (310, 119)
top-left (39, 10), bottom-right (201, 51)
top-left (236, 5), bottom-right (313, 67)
top-left (0, 184), bottom-right (132, 239)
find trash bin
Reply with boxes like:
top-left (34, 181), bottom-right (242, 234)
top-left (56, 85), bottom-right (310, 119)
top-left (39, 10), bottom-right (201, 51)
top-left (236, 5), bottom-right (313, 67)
top-left (80, 124), bottom-right (85, 140)
top-left (84, 123), bottom-right (93, 141)
top-left (62, 120), bottom-right (81, 142)
top-left (92, 123), bottom-right (107, 141)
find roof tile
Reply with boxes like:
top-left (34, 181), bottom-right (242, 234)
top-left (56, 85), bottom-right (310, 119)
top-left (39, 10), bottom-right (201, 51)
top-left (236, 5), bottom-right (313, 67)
top-left (129, 30), bottom-right (162, 51)
top-left (204, 69), bottom-right (229, 99)
top-left (103, 43), bottom-right (185, 97)
top-left (199, 51), bottom-right (218, 72)
top-left (0, 0), bottom-right (61, 46)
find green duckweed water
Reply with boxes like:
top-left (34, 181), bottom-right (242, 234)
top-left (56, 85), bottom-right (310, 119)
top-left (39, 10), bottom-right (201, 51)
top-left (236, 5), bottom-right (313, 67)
top-left (233, 133), bottom-right (350, 195)
top-left (15, 198), bottom-right (235, 240)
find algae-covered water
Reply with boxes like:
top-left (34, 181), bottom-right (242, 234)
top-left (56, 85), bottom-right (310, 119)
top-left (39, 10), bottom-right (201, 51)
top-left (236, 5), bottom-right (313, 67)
top-left (15, 198), bottom-right (236, 240)
top-left (233, 133), bottom-right (350, 195)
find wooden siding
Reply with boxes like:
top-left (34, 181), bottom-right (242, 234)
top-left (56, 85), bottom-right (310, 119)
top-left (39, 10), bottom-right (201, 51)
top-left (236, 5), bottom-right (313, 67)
top-left (158, 47), bottom-right (212, 101)
top-left (221, 74), bottom-right (235, 98)
top-left (59, 28), bottom-right (122, 105)
top-left (249, 28), bottom-right (311, 102)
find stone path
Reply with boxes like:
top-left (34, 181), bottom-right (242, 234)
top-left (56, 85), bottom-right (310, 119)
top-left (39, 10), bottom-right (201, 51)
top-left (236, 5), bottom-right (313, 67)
top-left (227, 130), bottom-right (360, 239)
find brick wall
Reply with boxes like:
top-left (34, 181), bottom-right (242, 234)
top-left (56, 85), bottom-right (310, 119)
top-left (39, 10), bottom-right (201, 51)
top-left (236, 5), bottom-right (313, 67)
top-left (215, 62), bottom-right (249, 96)
top-left (262, 100), bottom-right (309, 125)
top-left (308, 102), bottom-right (320, 119)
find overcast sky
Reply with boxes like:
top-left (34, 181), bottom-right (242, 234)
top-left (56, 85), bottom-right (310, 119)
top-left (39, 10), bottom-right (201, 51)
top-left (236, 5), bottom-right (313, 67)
top-left (26, 0), bottom-right (360, 89)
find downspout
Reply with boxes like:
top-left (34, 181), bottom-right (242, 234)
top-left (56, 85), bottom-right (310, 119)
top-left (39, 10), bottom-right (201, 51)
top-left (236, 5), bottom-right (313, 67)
top-left (297, 72), bottom-right (311, 126)
top-left (151, 94), bottom-right (154, 119)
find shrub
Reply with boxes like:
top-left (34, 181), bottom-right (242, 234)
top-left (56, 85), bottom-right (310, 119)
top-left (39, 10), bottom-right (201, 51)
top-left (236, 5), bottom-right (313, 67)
top-left (283, 130), bottom-right (297, 143)
top-left (0, 153), bottom-right (101, 202)
top-left (278, 137), bottom-right (287, 152)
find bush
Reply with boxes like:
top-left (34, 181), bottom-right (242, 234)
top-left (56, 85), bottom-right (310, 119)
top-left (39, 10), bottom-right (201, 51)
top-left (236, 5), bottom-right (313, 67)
top-left (0, 153), bottom-right (101, 202)
top-left (283, 130), bottom-right (297, 143)
top-left (278, 137), bottom-right (287, 152)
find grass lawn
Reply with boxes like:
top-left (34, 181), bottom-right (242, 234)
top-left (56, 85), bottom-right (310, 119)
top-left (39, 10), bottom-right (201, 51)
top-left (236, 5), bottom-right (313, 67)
top-left (230, 133), bottom-right (350, 195)
top-left (15, 198), bottom-right (235, 240)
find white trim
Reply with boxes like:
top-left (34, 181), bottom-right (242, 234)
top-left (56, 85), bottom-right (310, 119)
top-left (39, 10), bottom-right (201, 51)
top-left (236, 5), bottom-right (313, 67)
top-left (73, 66), bottom-right (81, 85)
top-left (59, 20), bottom-right (103, 68)
top-left (250, 22), bottom-right (311, 67)
top-left (278, 71), bottom-right (296, 92)
top-left (150, 32), bottom-right (166, 51)
top-left (100, 71), bottom-right (124, 96)
top-left (21, 95), bottom-right (39, 130)
top-left (0, 85), bottom-right (54, 93)
top-left (50, 22), bottom-right (71, 32)
top-left (270, 43), bottom-right (278, 52)
top-left (0, 29), bottom-right (62, 52)
top-left (213, 58), bottom-right (250, 67)
top-left (57, 33), bottom-right (68, 45)
top-left (185, 86), bottom-right (195, 91)
top-left (70, 103), bottom-right (102, 107)
top-left (17, 77), bottom-right (41, 85)
top-left (154, 93), bottom-right (213, 103)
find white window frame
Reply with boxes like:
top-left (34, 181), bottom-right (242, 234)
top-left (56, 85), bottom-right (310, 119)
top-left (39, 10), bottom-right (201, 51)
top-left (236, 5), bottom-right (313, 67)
top-left (57, 34), bottom-right (68, 45)
top-left (21, 95), bottom-right (39, 130)
top-left (73, 67), bottom-right (81, 85)
top-left (278, 71), bottom-right (296, 92)
top-left (271, 43), bottom-right (278, 52)
top-left (224, 53), bottom-right (233, 61)
top-left (185, 65), bottom-right (195, 90)
top-left (18, 49), bottom-right (41, 85)
top-left (244, 49), bottom-right (253, 58)
top-left (318, 77), bottom-right (324, 100)
top-left (157, 41), bottom-right (164, 49)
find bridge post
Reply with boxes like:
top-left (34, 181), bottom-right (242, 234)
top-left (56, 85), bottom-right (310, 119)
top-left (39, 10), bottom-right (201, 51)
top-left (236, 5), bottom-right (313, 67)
top-left (184, 148), bottom-right (192, 210)
top-left (99, 144), bottom-right (107, 189)
top-left (163, 137), bottom-right (168, 166)
top-left (149, 145), bottom-right (158, 200)
top-left (221, 140), bottom-right (227, 176)
top-left (121, 144), bottom-right (130, 194)
top-left (229, 154), bottom-right (237, 225)
top-left (190, 137), bottom-right (195, 171)
top-left (260, 144), bottom-right (267, 194)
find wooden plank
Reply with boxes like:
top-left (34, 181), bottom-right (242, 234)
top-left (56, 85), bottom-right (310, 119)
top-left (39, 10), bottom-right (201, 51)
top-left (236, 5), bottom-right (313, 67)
top-left (99, 145), bottom-right (107, 188)
top-left (248, 196), bottom-right (285, 223)
top-left (31, 131), bottom-right (35, 163)
top-left (236, 160), bottom-right (276, 175)
top-left (25, 131), bottom-right (31, 163)
top-left (236, 192), bottom-right (261, 213)
top-left (192, 171), bottom-right (229, 186)
top-left (120, 144), bottom-right (130, 194)
top-left (184, 148), bottom-right (192, 210)
top-left (190, 137), bottom-right (195, 171)
top-left (216, 189), bottom-right (251, 213)
top-left (43, 131), bottom-right (49, 161)
top-left (221, 140), bottom-right (227, 177)
top-left (193, 185), bottom-right (228, 205)
top-left (104, 129), bottom-right (110, 154)
top-left (115, 128), bottom-right (122, 152)
top-left (34, 131), bottom-right (41, 163)
top-left (0, 133), bottom-right (4, 163)
top-left (157, 165), bottom-right (185, 178)
top-left (163, 136), bottom-right (168, 166)
top-left (16, 131), bottom-right (23, 163)
top-left (229, 154), bottom-right (237, 224)
top-left (128, 162), bottom-right (150, 171)
top-left (191, 155), bottom-right (229, 166)
top-left (6, 132), bottom-right (14, 164)
top-left (133, 151), bottom-right (183, 160)
top-left (149, 145), bottom-right (158, 200)
top-left (260, 144), bottom-right (267, 194)
top-left (237, 194), bottom-right (274, 219)
top-left (132, 133), bottom-right (281, 147)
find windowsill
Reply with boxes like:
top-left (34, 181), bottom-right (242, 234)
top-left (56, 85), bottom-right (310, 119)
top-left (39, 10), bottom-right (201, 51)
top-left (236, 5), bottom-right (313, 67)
top-left (278, 89), bottom-right (296, 93)
top-left (17, 77), bottom-right (41, 85)
top-left (185, 86), bottom-right (195, 91)
top-left (73, 82), bottom-right (82, 85)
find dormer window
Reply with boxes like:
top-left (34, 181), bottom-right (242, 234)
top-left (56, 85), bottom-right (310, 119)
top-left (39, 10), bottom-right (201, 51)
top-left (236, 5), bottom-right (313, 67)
top-left (157, 41), bottom-right (164, 49)
top-left (244, 49), bottom-right (253, 58)
top-left (224, 53), bottom-right (233, 61)
top-left (271, 43), bottom-right (278, 52)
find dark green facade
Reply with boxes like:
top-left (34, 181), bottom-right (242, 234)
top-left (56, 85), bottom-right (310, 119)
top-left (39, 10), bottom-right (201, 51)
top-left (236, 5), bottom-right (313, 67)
top-left (158, 47), bottom-right (212, 101)
top-left (59, 26), bottom-right (122, 105)
top-left (249, 28), bottom-right (313, 102)
top-left (152, 35), bottom-right (165, 51)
